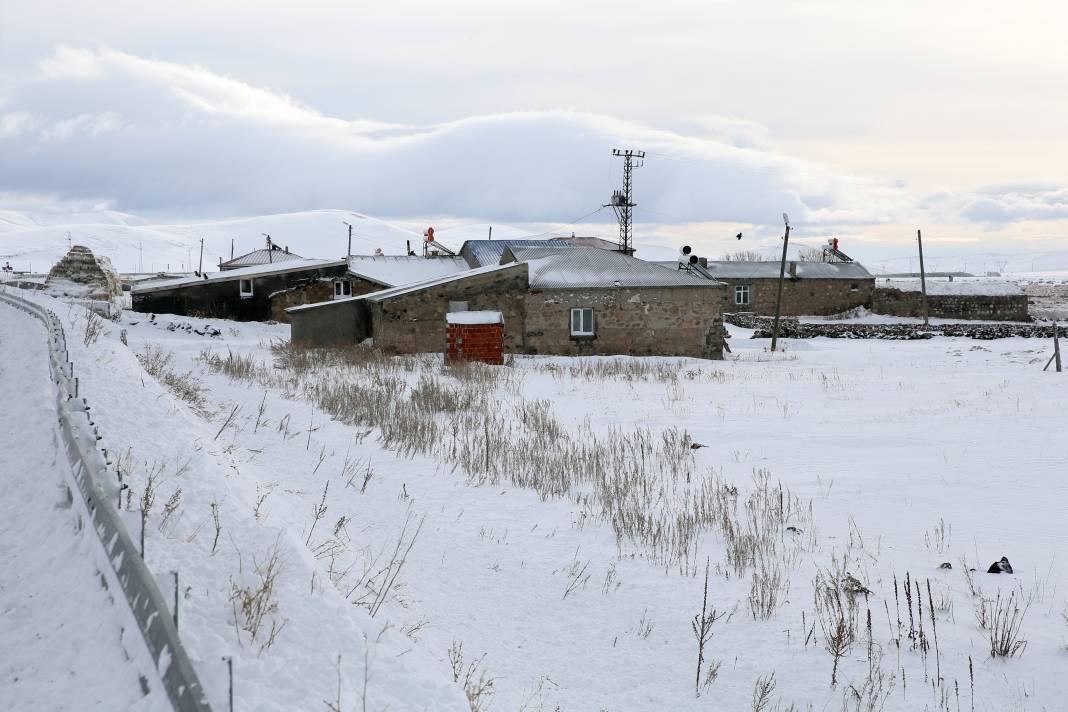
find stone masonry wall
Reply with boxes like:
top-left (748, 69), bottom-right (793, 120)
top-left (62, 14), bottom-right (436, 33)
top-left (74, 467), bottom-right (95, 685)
top-left (719, 277), bottom-right (873, 316)
top-left (524, 285), bottom-right (727, 358)
top-left (871, 287), bottom-right (1029, 321)
top-left (269, 280), bottom-right (336, 322)
top-left (371, 265), bottom-right (529, 354)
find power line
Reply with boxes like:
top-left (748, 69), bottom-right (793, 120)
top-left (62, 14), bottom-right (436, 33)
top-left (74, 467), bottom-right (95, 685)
top-left (518, 205), bottom-right (610, 239)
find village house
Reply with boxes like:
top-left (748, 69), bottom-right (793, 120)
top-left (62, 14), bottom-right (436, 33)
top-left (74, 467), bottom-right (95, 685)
top-left (218, 242), bottom-right (303, 270)
top-left (871, 278), bottom-right (1029, 321)
top-left (288, 247), bottom-right (728, 358)
top-left (666, 260), bottom-right (876, 316)
top-left (131, 259), bottom-right (349, 322)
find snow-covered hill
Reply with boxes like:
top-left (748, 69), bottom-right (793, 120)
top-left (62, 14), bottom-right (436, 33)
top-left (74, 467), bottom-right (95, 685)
top-left (0, 209), bottom-right (434, 274)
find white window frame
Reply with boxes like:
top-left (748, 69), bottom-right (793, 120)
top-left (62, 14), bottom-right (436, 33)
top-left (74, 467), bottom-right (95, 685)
top-left (570, 307), bottom-right (595, 336)
top-left (239, 279), bottom-right (254, 298)
top-left (734, 284), bottom-right (750, 306)
top-left (334, 279), bottom-right (352, 298)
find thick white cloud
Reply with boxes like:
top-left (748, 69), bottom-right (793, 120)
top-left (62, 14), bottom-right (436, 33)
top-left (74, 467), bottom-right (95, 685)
top-left (0, 46), bottom-right (924, 229)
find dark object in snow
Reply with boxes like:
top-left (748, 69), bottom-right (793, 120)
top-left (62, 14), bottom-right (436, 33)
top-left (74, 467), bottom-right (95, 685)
top-left (939, 562), bottom-right (952, 570)
top-left (986, 556), bottom-right (1013, 574)
top-left (690, 442), bottom-right (706, 449)
top-left (785, 526), bottom-right (802, 535)
top-left (842, 573), bottom-right (871, 596)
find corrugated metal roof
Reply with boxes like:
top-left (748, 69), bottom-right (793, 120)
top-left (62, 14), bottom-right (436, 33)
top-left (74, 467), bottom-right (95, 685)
top-left (133, 259), bottom-right (346, 294)
top-left (510, 248), bottom-right (724, 289)
top-left (220, 248), bottom-right (304, 269)
top-left (700, 261), bottom-right (873, 280)
top-left (461, 239), bottom-right (570, 267)
top-left (347, 255), bottom-right (469, 287)
top-left (287, 262), bottom-right (527, 313)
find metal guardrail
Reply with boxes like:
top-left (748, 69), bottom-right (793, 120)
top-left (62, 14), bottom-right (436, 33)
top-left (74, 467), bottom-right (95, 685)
top-left (0, 287), bottom-right (212, 712)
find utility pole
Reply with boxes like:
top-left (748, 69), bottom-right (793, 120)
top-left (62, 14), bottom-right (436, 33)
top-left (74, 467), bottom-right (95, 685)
top-left (488, 226), bottom-right (493, 241)
top-left (342, 221), bottom-right (353, 260)
top-left (1047, 322), bottom-right (1063, 373)
top-left (197, 238), bottom-right (204, 275)
top-left (607, 148), bottom-right (645, 254)
top-left (917, 229), bottom-right (929, 327)
top-left (770, 213), bottom-right (791, 352)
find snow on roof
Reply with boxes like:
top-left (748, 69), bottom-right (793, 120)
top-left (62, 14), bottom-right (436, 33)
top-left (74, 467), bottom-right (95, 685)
top-left (461, 239), bottom-right (571, 267)
top-left (347, 255), bottom-right (469, 287)
top-left (509, 248), bottom-right (724, 289)
top-left (700, 261), bottom-right (873, 280)
top-left (286, 261), bottom-right (526, 313)
top-left (220, 248), bottom-right (304, 269)
top-left (446, 310), bottom-right (503, 325)
top-left (879, 278), bottom-right (1024, 296)
top-left (133, 258), bottom-right (346, 293)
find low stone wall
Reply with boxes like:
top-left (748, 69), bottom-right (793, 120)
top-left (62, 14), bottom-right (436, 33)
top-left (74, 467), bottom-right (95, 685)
top-left (726, 312), bottom-right (1062, 340)
top-left (872, 287), bottom-right (1029, 321)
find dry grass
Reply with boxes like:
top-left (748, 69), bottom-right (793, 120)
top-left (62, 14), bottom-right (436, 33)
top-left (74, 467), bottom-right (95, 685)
top-left (200, 342), bottom-right (816, 575)
top-left (139, 343), bottom-right (208, 415)
top-left (230, 539), bottom-right (287, 654)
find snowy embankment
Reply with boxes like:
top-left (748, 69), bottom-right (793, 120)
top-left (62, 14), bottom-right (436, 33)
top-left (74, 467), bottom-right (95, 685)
top-left (0, 305), bottom-right (170, 711)
top-left (13, 295), bottom-right (468, 712)
top-left (14, 292), bottom-right (1068, 711)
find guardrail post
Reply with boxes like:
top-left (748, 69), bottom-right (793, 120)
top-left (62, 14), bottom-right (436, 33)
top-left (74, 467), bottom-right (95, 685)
top-left (222, 656), bottom-right (234, 712)
top-left (172, 570), bottom-right (179, 629)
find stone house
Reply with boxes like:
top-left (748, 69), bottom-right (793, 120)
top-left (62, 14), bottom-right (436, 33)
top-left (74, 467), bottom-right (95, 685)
top-left (219, 243), bottom-right (303, 270)
top-left (131, 259), bottom-right (349, 322)
top-left (871, 278), bottom-right (1029, 321)
top-left (672, 260), bottom-right (875, 316)
top-left (458, 239), bottom-right (572, 267)
top-left (289, 248), bottom-right (728, 358)
top-left (345, 255), bottom-right (469, 295)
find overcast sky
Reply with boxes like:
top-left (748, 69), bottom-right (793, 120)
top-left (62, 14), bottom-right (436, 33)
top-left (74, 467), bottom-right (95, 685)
top-left (2, 0), bottom-right (1067, 259)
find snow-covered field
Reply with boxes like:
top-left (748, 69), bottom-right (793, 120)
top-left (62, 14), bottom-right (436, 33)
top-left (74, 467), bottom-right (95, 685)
top-left (4, 291), bottom-right (1068, 711)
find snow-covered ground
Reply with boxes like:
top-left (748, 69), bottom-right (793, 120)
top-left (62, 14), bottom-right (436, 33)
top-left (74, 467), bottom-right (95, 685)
top-left (0, 305), bottom-right (170, 711)
top-left (4, 291), bottom-right (1068, 711)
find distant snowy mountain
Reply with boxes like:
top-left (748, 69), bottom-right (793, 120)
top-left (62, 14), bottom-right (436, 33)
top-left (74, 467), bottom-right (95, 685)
top-left (0, 209), bottom-right (430, 274)
top-left (3, 206), bottom-right (1068, 276)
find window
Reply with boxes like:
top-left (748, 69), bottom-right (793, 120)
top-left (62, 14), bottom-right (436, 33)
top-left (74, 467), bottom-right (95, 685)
top-left (734, 284), bottom-right (751, 306)
top-left (850, 282), bottom-right (860, 292)
top-left (570, 307), bottom-right (594, 336)
top-left (239, 279), bottom-right (253, 297)
top-left (334, 280), bottom-right (352, 298)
